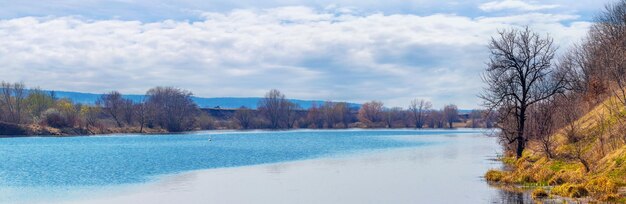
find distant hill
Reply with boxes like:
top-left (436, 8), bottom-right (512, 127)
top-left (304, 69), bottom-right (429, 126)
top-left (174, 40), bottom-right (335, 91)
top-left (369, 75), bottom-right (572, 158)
top-left (45, 90), bottom-right (361, 109)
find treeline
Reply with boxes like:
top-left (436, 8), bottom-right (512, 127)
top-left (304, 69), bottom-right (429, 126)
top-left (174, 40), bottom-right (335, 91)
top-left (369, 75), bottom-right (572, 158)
top-left (0, 84), bottom-right (492, 135)
top-left (232, 89), bottom-right (494, 129)
top-left (0, 84), bottom-right (199, 134)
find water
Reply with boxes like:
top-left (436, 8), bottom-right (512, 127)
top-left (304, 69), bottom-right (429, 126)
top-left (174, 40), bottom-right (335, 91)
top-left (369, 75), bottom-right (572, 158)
top-left (0, 129), bottom-right (529, 203)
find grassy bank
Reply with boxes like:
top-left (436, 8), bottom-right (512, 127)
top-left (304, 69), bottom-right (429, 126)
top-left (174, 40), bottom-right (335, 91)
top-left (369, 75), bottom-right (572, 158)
top-left (486, 97), bottom-right (626, 202)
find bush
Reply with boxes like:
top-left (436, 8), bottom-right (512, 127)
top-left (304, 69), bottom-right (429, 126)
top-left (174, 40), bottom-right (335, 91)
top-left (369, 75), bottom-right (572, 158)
top-left (585, 176), bottom-right (618, 200)
top-left (551, 183), bottom-right (588, 198)
top-left (42, 109), bottom-right (73, 128)
top-left (485, 169), bottom-right (505, 183)
top-left (196, 114), bottom-right (215, 130)
top-left (531, 188), bottom-right (548, 199)
top-left (548, 170), bottom-right (584, 185)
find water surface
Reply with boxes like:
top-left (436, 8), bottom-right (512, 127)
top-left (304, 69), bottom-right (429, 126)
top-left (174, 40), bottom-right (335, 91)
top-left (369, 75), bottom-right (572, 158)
top-left (0, 129), bottom-right (529, 203)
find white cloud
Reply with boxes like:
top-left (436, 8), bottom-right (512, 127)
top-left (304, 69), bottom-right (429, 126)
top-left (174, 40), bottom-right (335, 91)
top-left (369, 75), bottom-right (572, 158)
top-left (0, 6), bottom-right (590, 108)
top-left (479, 0), bottom-right (560, 12)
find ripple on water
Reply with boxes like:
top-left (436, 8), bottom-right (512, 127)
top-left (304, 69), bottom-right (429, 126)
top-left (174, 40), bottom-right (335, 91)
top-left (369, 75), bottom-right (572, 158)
top-left (0, 129), bottom-right (487, 202)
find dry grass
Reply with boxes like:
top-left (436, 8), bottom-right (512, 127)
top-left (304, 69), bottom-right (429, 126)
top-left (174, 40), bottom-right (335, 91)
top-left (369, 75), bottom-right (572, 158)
top-left (551, 183), bottom-right (588, 198)
top-left (485, 169), bottom-right (506, 183)
top-left (531, 188), bottom-right (548, 199)
top-left (489, 95), bottom-right (626, 202)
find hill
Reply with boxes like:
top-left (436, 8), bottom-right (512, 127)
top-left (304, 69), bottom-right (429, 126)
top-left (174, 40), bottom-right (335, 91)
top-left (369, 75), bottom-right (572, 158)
top-left (46, 90), bottom-right (361, 109)
top-left (486, 95), bottom-right (626, 202)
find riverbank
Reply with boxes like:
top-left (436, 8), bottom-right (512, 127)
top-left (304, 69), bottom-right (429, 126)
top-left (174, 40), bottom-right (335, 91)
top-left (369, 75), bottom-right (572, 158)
top-left (484, 96), bottom-right (626, 202)
top-left (0, 121), bottom-right (478, 137)
top-left (0, 122), bottom-right (167, 136)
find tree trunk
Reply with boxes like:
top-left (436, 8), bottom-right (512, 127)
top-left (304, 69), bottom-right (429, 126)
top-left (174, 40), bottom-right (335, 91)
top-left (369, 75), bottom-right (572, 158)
top-left (516, 136), bottom-right (524, 158)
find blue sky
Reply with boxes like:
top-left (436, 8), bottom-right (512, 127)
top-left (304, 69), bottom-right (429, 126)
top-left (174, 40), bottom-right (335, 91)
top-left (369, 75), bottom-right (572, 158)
top-left (0, 0), bottom-right (610, 108)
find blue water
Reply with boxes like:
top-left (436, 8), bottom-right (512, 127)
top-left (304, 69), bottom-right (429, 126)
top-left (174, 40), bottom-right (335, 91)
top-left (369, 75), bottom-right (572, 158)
top-left (0, 129), bottom-right (486, 202)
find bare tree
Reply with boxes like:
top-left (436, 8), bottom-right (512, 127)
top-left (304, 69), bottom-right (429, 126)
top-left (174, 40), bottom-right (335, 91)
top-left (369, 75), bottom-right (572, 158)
top-left (427, 109), bottom-right (445, 128)
top-left (482, 110), bottom-right (497, 128)
top-left (387, 107), bottom-right (405, 128)
top-left (146, 87), bottom-right (199, 132)
top-left (357, 101), bottom-right (384, 127)
top-left (334, 102), bottom-right (352, 128)
top-left (408, 99), bottom-right (431, 128)
top-left (285, 101), bottom-right (301, 129)
top-left (527, 100), bottom-right (556, 158)
top-left (122, 99), bottom-right (134, 126)
top-left (234, 106), bottom-right (254, 129)
top-left (98, 91), bottom-right (127, 128)
top-left (443, 104), bottom-right (459, 128)
top-left (80, 105), bottom-right (101, 130)
top-left (321, 102), bottom-right (337, 128)
top-left (559, 95), bottom-right (592, 172)
top-left (258, 89), bottom-right (288, 129)
top-left (0, 82), bottom-right (26, 124)
top-left (480, 27), bottom-right (566, 158)
top-left (306, 103), bottom-right (324, 128)
top-left (469, 109), bottom-right (482, 128)
top-left (134, 102), bottom-right (147, 133)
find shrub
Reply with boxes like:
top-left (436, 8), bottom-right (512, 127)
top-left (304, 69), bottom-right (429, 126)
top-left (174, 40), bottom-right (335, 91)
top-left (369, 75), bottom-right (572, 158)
top-left (551, 183), bottom-right (588, 198)
top-left (585, 176), bottom-right (618, 200)
top-left (531, 188), bottom-right (548, 199)
top-left (485, 169), bottom-right (505, 183)
top-left (548, 170), bottom-right (584, 185)
top-left (42, 109), bottom-right (73, 128)
top-left (532, 167), bottom-right (554, 185)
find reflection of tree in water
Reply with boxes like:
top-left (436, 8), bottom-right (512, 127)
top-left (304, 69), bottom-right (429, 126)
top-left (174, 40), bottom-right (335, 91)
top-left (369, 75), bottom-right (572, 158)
top-left (491, 190), bottom-right (532, 204)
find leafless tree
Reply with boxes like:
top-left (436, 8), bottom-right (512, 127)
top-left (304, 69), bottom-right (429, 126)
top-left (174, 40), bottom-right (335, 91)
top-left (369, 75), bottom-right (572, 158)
top-left (408, 99), bottom-right (431, 128)
top-left (258, 89), bottom-right (289, 129)
top-left (483, 110), bottom-right (497, 128)
top-left (469, 109), bottom-right (482, 128)
top-left (134, 102), bottom-right (147, 133)
top-left (558, 95), bottom-right (592, 172)
top-left (334, 102), bottom-right (352, 128)
top-left (321, 102), bottom-right (337, 128)
top-left (0, 82), bottom-right (26, 124)
top-left (427, 109), bottom-right (445, 128)
top-left (357, 101), bottom-right (384, 127)
top-left (234, 106), bottom-right (254, 129)
top-left (285, 101), bottom-right (300, 129)
top-left (80, 105), bottom-right (101, 130)
top-left (97, 91), bottom-right (128, 128)
top-left (306, 103), bottom-right (324, 128)
top-left (480, 27), bottom-right (566, 158)
top-left (383, 107), bottom-right (404, 128)
top-left (146, 87), bottom-right (199, 132)
top-left (527, 100), bottom-right (557, 158)
top-left (443, 104), bottom-right (459, 128)
top-left (122, 99), bottom-right (134, 126)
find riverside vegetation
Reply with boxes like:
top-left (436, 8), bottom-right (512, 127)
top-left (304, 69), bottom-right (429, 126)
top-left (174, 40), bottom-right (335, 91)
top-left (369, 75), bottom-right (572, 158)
top-left (483, 0), bottom-right (626, 202)
top-left (0, 84), bottom-right (494, 136)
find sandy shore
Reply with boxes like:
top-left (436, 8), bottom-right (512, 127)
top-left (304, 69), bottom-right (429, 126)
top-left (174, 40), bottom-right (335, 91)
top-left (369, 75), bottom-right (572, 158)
top-left (57, 134), bottom-right (511, 204)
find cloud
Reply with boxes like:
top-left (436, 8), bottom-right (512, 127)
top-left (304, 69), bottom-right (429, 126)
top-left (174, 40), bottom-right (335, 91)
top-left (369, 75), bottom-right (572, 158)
top-left (0, 6), bottom-right (591, 108)
top-left (479, 0), bottom-right (560, 12)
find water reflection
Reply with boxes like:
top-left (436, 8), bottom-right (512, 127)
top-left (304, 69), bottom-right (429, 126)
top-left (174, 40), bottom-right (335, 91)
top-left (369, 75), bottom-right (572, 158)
top-left (491, 190), bottom-right (532, 204)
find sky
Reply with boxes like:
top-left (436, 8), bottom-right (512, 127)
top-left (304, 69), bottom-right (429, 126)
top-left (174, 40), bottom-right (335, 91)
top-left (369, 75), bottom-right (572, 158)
top-left (0, 0), bottom-right (612, 108)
